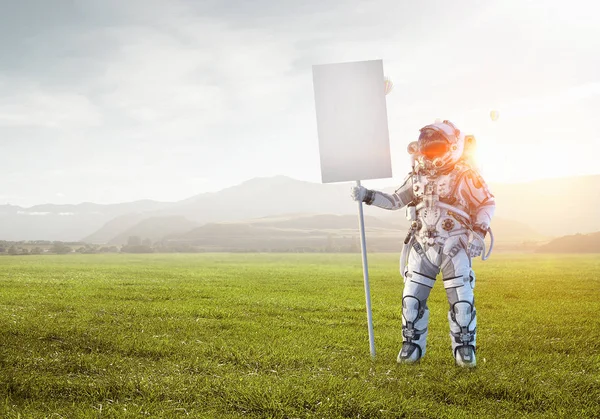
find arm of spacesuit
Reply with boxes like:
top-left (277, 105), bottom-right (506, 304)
top-left (462, 170), bottom-right (496, 235)
top-left (363, 174), bottom-right (415, 210)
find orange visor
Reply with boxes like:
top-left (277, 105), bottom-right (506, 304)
top-left (418, 130), bottom-right (449, 159)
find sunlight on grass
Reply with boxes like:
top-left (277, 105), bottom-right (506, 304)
top-left (0, 254), bottom-right (598, 418)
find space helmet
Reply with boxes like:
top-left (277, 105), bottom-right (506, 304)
top-left (416, 120), bottom-right (465, 171)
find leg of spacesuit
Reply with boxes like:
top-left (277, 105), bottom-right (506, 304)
top-left (398, 242), bottom-right (440, 364)
top-left (441, 243), bottom-right (477, 367)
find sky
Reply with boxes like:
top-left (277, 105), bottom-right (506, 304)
top-left (1, 0), bottom-right (599, 207)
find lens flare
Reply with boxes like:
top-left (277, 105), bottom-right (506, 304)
top-left (490, 110), bottom-right (499, 121)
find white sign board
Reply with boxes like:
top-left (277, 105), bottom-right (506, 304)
top-left (312, 59), bottom-right (392, 183)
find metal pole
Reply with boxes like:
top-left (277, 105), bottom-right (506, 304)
top-left (356, 180), bottom-right (376, 359)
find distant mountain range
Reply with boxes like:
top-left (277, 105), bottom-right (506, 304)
top-left (536, 232), bottom-right (600, 253)
top-left (1, 174), bottom-right (598, 244)
top-left (165, 213), bottom-right (544, 252)
top-left (0, 200), bottom-right (172, 242)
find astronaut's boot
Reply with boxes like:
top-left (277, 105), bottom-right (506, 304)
top-left (448, 301), bottom-right (477, 368)
top-left (397, 296), bottom-right (429, 364)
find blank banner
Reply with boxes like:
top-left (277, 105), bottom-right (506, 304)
top-left (312, 59), bottom-right (392, 183)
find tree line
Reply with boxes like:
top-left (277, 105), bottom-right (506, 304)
top-left (0, 234), bottom-right (366, 254)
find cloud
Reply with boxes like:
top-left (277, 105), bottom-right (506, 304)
top-left (0, 0), bottom-right (599, 206)
top-left (0, 79), bottom-right (102, 128)
top-left (501, 82), bottom-right (600, 117)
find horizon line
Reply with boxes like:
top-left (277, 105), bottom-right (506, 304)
top-left (4, 172), bottom-right (600, 209)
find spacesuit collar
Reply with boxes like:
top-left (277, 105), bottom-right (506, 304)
top-left (417, 160), bottom-right (456, 177)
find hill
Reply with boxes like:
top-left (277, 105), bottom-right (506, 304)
top-left (237, 213), bottom-right (404, 230)
top-left (172, 215), bottom-right (401, 252)
top-left (82, 213), bottom-right (148, 244)
top-left (153, 176), bottom-right (359, 223)
top-left (535, 231), bottom-right (600, 253)
top-left (159, 213), bottom-right (543, 253)
top-left (489, 175), bottom-right (600, 236)
top-left (0, 200), bottom-right (172, 242)
top-left (2, 174), bottom-right (598, 242)
top-left (83, 206), bottom-right (547, 252)
top-left (108, 216), bottom-right (199, 245)
top-left (147, 174), bottom-right (600, 238)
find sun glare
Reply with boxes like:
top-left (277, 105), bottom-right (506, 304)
top-left (474, 135), bottom-right (575, 184)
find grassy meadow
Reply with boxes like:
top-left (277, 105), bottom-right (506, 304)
top-left (0, 253), bottom-right (598, 418)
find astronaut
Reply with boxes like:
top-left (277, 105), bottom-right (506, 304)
top-left (351, 120), bottom-right (495, 367)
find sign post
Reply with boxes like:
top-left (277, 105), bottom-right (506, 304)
top-left (355, 179), bottom-right (376, 358)
top-left (312, 59), bottom-right (393, 359)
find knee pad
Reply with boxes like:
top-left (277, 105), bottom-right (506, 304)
top-left (402, 296), bottom-right (423, 323)
top-left (402, 296), bottom-right (428, 341)
top-left (448, 301), bottom-right (477, 367)
top-left (449, 300), bottom-right (476, 345)
top-left (451, 301), bottom-right (475, 329)
top-left (399, 296), bottom-right (429, 363)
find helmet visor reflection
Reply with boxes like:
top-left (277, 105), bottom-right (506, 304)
top-left (418, 130), bottom-right (449, 159)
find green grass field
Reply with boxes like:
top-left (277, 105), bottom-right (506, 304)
top-left (0, 253), bottom-right (599, 418)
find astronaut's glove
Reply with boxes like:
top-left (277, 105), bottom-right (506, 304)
top-left (467, 239), bottom-right (483, 258)
top-left (350, 186), bottom-right (375, 204)
top-left (467, 230), bottom-right (485, 258)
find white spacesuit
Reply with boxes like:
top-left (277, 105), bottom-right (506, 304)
top-left (351, 120), bottom-right (495, 367)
